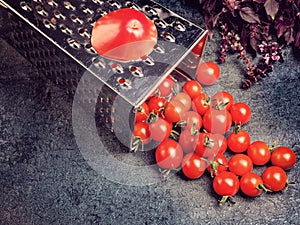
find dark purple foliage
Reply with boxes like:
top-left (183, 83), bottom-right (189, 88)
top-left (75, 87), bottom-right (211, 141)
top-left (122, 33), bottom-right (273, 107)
top-left (198, 0), bottom-right (300, 88)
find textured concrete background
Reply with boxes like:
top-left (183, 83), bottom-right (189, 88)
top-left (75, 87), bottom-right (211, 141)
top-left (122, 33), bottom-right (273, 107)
top-left (0, 0), bottom-right (299, 224)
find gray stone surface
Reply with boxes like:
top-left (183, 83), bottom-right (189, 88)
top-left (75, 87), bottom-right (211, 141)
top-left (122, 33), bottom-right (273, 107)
top-left (0, 0), bottom-right (299, 224)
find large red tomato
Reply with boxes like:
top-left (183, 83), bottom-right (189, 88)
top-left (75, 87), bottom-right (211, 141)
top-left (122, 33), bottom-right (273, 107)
top-left (91, 8), bottom-right (158, 62)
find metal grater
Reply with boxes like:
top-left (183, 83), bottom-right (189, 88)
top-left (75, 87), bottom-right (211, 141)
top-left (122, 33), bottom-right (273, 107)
top-left (0, 0), bottom-right (208, 149)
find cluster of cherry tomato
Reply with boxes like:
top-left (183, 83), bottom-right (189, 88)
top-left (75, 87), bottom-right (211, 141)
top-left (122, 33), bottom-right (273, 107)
top-left (132, 61), bottom-right (297, 205)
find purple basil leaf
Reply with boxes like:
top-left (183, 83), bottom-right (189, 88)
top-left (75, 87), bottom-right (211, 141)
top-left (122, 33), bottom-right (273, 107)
top-left (253, 0), bottom-right (266, 3)
top-left (284, 28), bottom-right (294, 45)
top-left (250, 38), bottom-right (259, 55)
top-left (295, 30), bottom-right (300, 48)
top-left (239, 7), bottom-right (261, 23)
top-left (264, 0), bottom-right (279, 19)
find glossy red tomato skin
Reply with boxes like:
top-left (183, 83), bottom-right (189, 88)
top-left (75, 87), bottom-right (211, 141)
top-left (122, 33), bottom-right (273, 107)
top-left (262, 166), bottom-right (287, 191)
top-left (135, 102), bottom-right (149, 122)
top-left (202, 108), bottom-right (232, 134)
top-left (228, 154), bottom-right (253, 176)
top-left (179, 129), bottom-right (198, 153)
top-left (192, 93), bottom-right (211, 116)
top-left (183, 80), bottom-right (203, 99)
top-left (271, 146), bottom-right (296, 170)
top-left (171, 92), bottom-right (192, 112)
top-left (147, 96), bottom-right (166, 115)
top-left (210, 133), bottom-right (228, 154)
top-left (195, 133), bottom-right (220, 160)
top-left (180, 111), bottom-right (202, 131)
top-left (247, 141), bottom-right (271, 166)
top-left (196, 61), bottom-right (220, 86)
top-left (230, 102), bottom-right (252, 125)
top-left (149, 118), bottom-right (172, 142)
top-left (240, 172), bottom-right (264, 197)
top-left (181, 153), bottom-right (207, 179)
top-left (164, 100), bottom-right (187, 123)
top-left (158, 75), bottom-right (175, 97)
top-left (213, 171), bottom-right (239, 196)
top-left (227, 130), bottom-right (251, 153)
top-left (207, 153), bottom-right (228, 176)
top-left (91, 8), bottom-right (157, 62)
top-left (133, 121), bottom-right (151, 144)
top-left (155, 139), bottom-right (183, 169)
top-left (212, 91), bottom-right (234, 111)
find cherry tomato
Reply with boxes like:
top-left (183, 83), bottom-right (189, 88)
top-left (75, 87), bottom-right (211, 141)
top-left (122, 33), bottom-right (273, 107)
top-left (194, 133), bottom-right (219, 160)
top-left (227, 130), bottom-right (251, 153)
top-left (155, 139), bottom-right (183, 169)
top-left (207, 153), bottom-right (228, 177)
top-left (181, 153), bottom-right (207, 179)
top-left (262, 166), bottom-right (287, 191)
top-left (180, 111), bottom-right (202, 131)
top-left (149, 118), bottom-right (172, 142)
top-left (196, 61), bottom-right (220, 86)
top-left (192, 93), bottom-right (211, 116)
top-left (210, 133), bottom-right (228, 154)
top-left (179, 129), bottom-right (198, 154)
top-left (240, 172), bottom-right (265, 197)
top-left (247, 141), bottom-right (271, 166)
top-left (230, 102), bottom-right (251, 125)
top-left (183, 80), bottom-right (202, 99)
top-left (147, 96), bottom-right (166, 115)
top-left (271, 146), bottom-right (296, 170)
top-left (135, 102), bottom-right (149, 122)
top-left (157, 75), bottom-right (175, 97)
top-left (164, 100), bottom-right (187, 123)
top-left (228, 154), bottom-right (253, 176)
top-left (171, 92), bottom-right (192, 112)
top-left (133, 121), bottom-right (151, 144)
top-left (202, 108), bottom-right (232, 134)
top-left (91, 8), bottom-right (157, 62)
top-left (211, 91), bottom-right (234, 111)
top-left (213, 171), bottom-right (239, 197)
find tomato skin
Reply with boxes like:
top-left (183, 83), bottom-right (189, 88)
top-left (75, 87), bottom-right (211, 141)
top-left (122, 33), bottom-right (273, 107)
top-left (230, 102), bottom-right (251, 125)
top-left (91, 8), bottom-right (157, 62)
top-left (180, 111), bottom-right (202, 131)
top-left (262, 166), bottom-right (287, 191)
top-left (164, 100), bottom-right (187, 123)
top-left (133, 121), bottom-right (151, 144)
top-left (213, 171), bottom-right (239, 196)
top-left (149, 118), bottom-right (172, 142)
top-left (147, 96), bottom-right (166, 115)
top-left (228, 154), bottom-right (253, 176)
top-left (247, 141), bottom-right (271, 166)
top-left (271, 146), bottom-right (296, 170)
top-left (179, 129), bottom-right (198, 153)
top-left (194, 133), bottom-right (219, 160)
top-left (135, 102), bottom-right (149, 122)
top-left (192, 93), bottom-right (211, 116)
top-left (207, 153), bottom-right (228, 176)
top-left (202, 108), bottom-right (232, 134)
top-left (227, 130), bottom-right (251, 153)
top-left (183, 80), bottom-right (203, 99)
top-left (181, 153), bottom-right (207, 179)
top-left (210, 133), bottom-right (228, 154)
top-left (171, 92), bottom-right (192, 112)
top-left (196, 61), bottom-right (220, 86)
top-left (158, 75), bottom-right (174, 97)
top-left (155, 139), bottom-right (183, 169)
top-left (240, 172), bottom-right (264, 197)
top-left (212, 91), bottom-right (234, 111)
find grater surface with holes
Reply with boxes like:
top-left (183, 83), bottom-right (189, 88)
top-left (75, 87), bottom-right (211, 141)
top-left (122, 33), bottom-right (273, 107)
top-left (0, 0), bottom-right (208, 149)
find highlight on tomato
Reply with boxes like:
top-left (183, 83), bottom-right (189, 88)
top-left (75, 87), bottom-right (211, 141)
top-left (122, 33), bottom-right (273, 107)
top-left (91, 8), bottom-right (158, 62)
